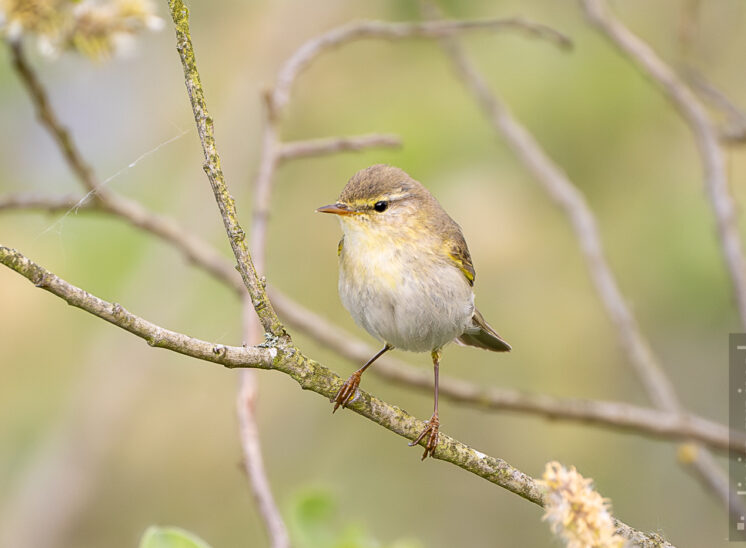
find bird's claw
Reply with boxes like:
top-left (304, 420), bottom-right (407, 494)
top-left (409, 413), bottom-right (439, 460)
top-left (332, 371), bottom-right (361, 413)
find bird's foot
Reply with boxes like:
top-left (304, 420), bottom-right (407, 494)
top-left (332, 371), bottom-right (362, 413)
top-left (409, 413), bottom-right (439, 460)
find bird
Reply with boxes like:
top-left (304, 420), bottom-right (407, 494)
top-left (317, 164), bottom-right (511, 459)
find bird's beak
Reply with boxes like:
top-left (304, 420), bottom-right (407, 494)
top-left (316, 203), bottom-right (355, 216)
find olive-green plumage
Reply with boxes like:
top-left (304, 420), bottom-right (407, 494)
top-left (317, 164), bottom-right (511, 459)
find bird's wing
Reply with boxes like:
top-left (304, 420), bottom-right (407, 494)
top-left (445, 229), bottom-right (475, 286)
top-left (337, 236), bottom-right (344, 257)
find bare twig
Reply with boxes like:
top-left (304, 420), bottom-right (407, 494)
top-left (235, 67), bottom-right (289, 548)
top-left (269, 18), bottom-right (571, 117)
top-left (0, 193), bottom-right (90, 212)
top-left (276, 134), bottom-right (402, 162)
top-left (686, 70), bottom-right (746, 142)
top-left (237, 367), bottom-right (289, 548)
top-left (678, 443), bottom-right (744, 523)
top-left (417, 0), bottom-right (737, 517)
top-left (0, 244), bottom-right (673, 547)
top-left (421, 1), bottom-right (679, 412)
top-left (581, 0), bottom-right (746, 329)
top-left (580, 0), bottom-right (745, 515)
top-left (9, 42), bottom-right (99, 195)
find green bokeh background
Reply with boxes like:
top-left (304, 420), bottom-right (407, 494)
top-left (1, 0), bottom-right (744, 546)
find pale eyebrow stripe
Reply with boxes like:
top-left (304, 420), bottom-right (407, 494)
top-left (384, 191), bottom-right (411, 202)
top-left (347, 190), bottom-right (411, 208)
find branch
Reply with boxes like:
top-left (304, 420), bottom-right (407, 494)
top-left (415, 0), bottom-right (737, 519)
top-left (0, 245), bottom-right (673, 547)
top-left (579, 0), bottom-right (746, 515)
top-left (237, 369), bottom-right (289, 548)
top-left (8, 30), bottom-right (290, 548)
top-left (581, 0), bottom-right (746, 329)
top-left (276, 134), bottom-right (402, 162)
top-left (421, 2), bottom-right (679, 413)
top-left (168, 5), bottom-right (292, 542)
top-left (3, 194), bottom-right (739, 454)
top-left (270, 289), bottom-right (741, 454)
top-left (168, 0), bottom-right (284, 338)
top-left (0, 193), bottom-right (90, 213)
top-left (237, 57), bottom-right (290, 548)
top-left (9, 42), bottom-right (99, 195)
top-left (269, 18), bottom-right (571, 117)
top-left (685, 70), bottom-right (746, 143)
top-left (0, 245), bottom-right (272, 369)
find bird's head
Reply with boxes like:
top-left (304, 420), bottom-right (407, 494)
top-left (316, 165), bottom-right (437, 238)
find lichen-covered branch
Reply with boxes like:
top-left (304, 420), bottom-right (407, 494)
top-left (0, 245), bottom-right (272, 368)
top-left (0, 244), bottom-right (671, 547)
top-left (168, 0), bottom-right (284, 339)
top-left (274, 285), bottom-right (741, 453)
top-left (2, 194), bottom-right (739, 455)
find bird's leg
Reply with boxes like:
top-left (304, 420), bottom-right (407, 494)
top-left (409, 349), bottom-right (441, 460)
top-left (332, 343), bottom-right (392, 412)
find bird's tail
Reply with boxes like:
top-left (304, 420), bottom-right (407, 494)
top-left (455, 308), bottom-right (512, 352)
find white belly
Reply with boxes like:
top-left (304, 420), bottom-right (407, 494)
top-left (338, 238), bottom-right (474, 352)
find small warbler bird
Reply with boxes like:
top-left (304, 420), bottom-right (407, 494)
top-left (317, 164), bottom-right (511, 459)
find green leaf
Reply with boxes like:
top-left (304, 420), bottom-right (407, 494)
top-left (138, 526), bottom-right (212, 548)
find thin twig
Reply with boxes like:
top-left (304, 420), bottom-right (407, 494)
top-left (421, 1), bottom-right (679, 411)
top-left (418, 0), bottom-right (737, 518)
top-left (580, 0), bottom-right (745, 515)
top-left (678, 443), bottom-right (744, 522)
top-left (0, 193), bottom-right (90, 212)
top-left (269, 18), bottom-right (571, 117)
top-left (9, 42), bottom-right (99, 195)
top-left (237, 366), bottom-right (289, 548)
top-left (0, 244), bottom-right (673, 547)
top-left (685, 70), bottom-right (746, 142)
top-left (581, 0), bottom-right (746, 329)
top-left (7, 38), bottom-right (245, 300)
top-left (236, 72), bottom-right (290, 548)
top-left (276, 134), bottom-right (402, 162)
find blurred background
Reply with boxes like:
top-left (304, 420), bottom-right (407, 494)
top-left (0, 0), bottom-right (744, 546)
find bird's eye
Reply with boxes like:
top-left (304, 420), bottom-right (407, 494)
top-left (373, 201), bottom-right (388, 212)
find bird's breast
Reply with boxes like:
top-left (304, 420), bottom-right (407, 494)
top-left (337, 226), bottom-right (474, 352)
